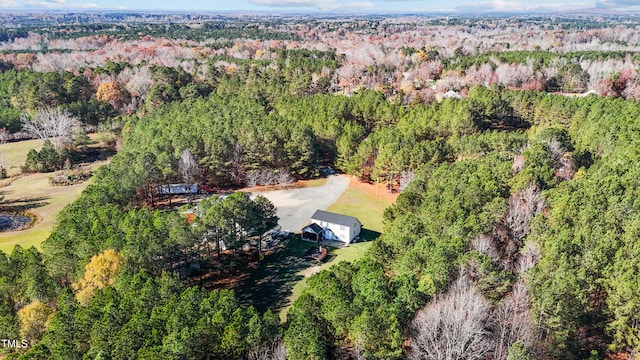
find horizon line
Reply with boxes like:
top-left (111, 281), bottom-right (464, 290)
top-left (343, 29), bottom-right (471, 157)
top-left (0, 7), bottom-right (635, 16)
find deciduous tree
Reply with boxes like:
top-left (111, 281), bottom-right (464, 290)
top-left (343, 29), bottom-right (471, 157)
top-left (17, 300), bottom-right (54, 342)
top-left (72, 249), bottom-right (124, 305)
top-left (20, 107), bottom-right (80, 149)
top-left (409, 277), bottom-right (494, 360)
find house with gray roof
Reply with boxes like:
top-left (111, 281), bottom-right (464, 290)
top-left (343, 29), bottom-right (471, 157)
top-left (302, 209), bottom-right (361, 245)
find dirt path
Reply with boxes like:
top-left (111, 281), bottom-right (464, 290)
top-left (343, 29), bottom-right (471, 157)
top-left (252, 175), bottom-right (350, 231)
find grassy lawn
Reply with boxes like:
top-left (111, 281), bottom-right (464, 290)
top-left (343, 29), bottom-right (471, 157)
top-left (325, 181), bottom-right (391, 234)
top-left (0, 137), bottom-right (112, 254)
top-left (227, 237), bottom-right (373, 321)
top-left (0, 165), bottom-right (107, 254)
top-left (227, 237), bottom-right (312, 316)
top-left (0, 139), bottom-right (45, 176)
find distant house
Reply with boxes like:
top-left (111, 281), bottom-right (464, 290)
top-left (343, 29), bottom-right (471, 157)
top-left (442, 90), bottom-right (462, 99)
top-left (435, 89), bottom-right (462, 102)
top-left (156, 183), bottom-right (199, 195)
top-left (302, 210), bottom-right (361, 245)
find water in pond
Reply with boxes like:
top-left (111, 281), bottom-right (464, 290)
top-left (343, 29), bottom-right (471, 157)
top-left (0, 214), bottom-right (31, 232)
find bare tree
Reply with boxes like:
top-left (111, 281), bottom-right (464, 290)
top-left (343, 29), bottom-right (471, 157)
top-left (546, 138), bottom-right (564, 163)
top-left (249, 338), bottom-right (287, 360)
top-left (258, 170), bottom-right (276, 187)
top-left (245, 170), bottom-right (261, 188)
top-left (555, 153), bottom-right (576, 181)
top-left (505, 184), bottom-right (544, 238)
top-left (20, 107), bottom-right (80, 149)
top-left (492, 282), bottom-right (536, 360)
top-left (516, 241), bottom-right (541, 275)
top-left (178, 148), bottom-right (200, 184)
top-left (471, 234), bottom-right (500, 263)
top-left (399, 169), bottom-right (416, 192)
top-left (274, 168), bottom-right (294, 186)
top-left (409, 277), bottom-right (494, 360)
top-left (501, 183), bottom-right (545, 270)
top-left (245, 169), bottom-right (278, 187)
top-left (512, 155), bottom-right (525, 174)
top-left (125, 66), bottom-right (154, 103)
top-left (0, 128), bottom-right (8, 144)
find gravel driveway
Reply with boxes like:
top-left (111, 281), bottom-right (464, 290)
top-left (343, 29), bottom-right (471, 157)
top-left (252, 175), bottom-right (350, 232)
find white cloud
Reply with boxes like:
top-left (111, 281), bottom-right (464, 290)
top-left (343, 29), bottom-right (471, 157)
top-left (249, 0), bottom-right (324, 6)
top-left (596, 0), bottom-right (640, 9)
top-left (0, 0), bottom-right (18, 7)
top-left (22, 0), bottom-right (101, 8)
top-left (320, 1), bottom-right (373, 10)
top-left (249, 0), bottom-right (373, 11)
top-left (455, 0), bottom-right (593, 12)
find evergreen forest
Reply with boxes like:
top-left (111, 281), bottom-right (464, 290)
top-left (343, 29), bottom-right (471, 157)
top-left (0, 12), bottom-right (639, 360)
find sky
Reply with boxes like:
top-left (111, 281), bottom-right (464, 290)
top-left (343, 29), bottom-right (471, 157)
top-left (0, 0), bottom-right (639, 13)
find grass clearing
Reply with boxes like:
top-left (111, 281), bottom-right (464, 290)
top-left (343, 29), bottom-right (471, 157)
top-left (223, 176), bottom-right (395, 321)
top-left (0, 162), bottom-right (108, 254)
top-left (285, 240), bottom-right (372, 320)
top-left (325, 184), bottom-right (391, 234)
top-left (205, 236), bottom-right (312, 317)
top-left (227, 237), bottom-right (373, 321)
top-left (0, 139), bottom-right (45, 176)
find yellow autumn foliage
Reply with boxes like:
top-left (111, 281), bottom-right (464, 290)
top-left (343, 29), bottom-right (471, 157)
top-left (17, 300), bottom-right (54, 341)
top-left (96, 81), bottom-right (128, 109)
top-left (72, 249), bottom-right (124, 305)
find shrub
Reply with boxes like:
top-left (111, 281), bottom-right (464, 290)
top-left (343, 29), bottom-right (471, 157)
top-left (23, 140), bottom-right (64, 173)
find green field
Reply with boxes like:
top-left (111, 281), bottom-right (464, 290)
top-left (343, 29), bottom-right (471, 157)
top-left (223, 234), bottom-right (373, 318)
top-left (325, 183), bottom-right (390, 234)
top-left (0, 139), bottom-right (45, 175)
top-left (0, 138), bottom-right (111, 254)
top-left (0, 171), bottom-right (93, 254)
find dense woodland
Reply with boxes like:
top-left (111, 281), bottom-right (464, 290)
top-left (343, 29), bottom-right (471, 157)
top-left (1, 12), bottom-right (640, 360)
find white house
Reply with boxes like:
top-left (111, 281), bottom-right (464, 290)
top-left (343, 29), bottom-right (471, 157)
top-left (302, 210), bottom-right (361, 245)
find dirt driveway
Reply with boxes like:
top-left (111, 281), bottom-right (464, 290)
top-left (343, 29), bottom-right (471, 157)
top-left (252, 175), bottom-right (350, 232)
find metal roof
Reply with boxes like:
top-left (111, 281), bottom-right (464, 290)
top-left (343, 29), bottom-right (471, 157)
top-left (302, 223), bottom-right (323, 234)
top-left (311, 210), bottom-right (360, 227)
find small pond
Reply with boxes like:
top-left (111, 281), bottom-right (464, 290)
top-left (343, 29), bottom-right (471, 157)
top-left (0, 213), bottom-right (32, 232)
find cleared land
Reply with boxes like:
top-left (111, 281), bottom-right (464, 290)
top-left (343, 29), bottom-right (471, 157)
top-left (0, 139), bottom-right (45, 175)
top-left (326, 175), bottom-right (397, 234)
top-left (0, 172), bottom-right (90, 253)
top-left (0, 137), bottom-right (112, 254)
top-left (251, 174), bottom-right (350, 231)
top-left (281, 176), bottom-right (397, 318)
top-left (200, 175), bottom-right (397, 319)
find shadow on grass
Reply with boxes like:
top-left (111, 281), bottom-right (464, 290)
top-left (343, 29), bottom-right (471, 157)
top-left (197, 230), bottom-right (380, 314)
top-left (71, 146), bottom-right (117, 163)
top-left (360, 228), bottom-right (381, 241)
top-left (0, 195), bottom-right (50, 212)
